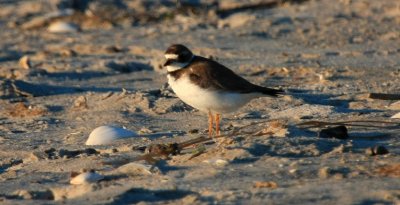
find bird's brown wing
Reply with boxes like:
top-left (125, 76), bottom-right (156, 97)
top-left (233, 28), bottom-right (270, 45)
top-left (189, 56), bottom-right (283, 97)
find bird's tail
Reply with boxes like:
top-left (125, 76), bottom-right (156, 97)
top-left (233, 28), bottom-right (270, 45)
top-left (258, 86), bottom-right (285, 97)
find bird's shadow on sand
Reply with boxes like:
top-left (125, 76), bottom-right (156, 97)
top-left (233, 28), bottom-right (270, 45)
top-left (2, 61), bottom-right (154, 99)
top-left (232, 125), bottom-right (396, 162)
top-left (0, 49), bottom-right (23, 62)
top-left (41, 71), bottom-right (109, 80)
top-left (287, 88), bottom-right (382, 114)
top-left (110, 188), bottom-right (212, 204)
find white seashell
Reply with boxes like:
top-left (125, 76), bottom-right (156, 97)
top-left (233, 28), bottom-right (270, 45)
top-left (391, 112), bottom-right (400, 119)
top-left (116, 162), bottom-right (158, 175)
top-left (70, 171), bottom-right (104, 185)
top-left (203, 158), bottom-right (229, 167)
top-left (86, 125), bottom-right (137, 145)
top-left (48, 21), bottom-right (80, 33)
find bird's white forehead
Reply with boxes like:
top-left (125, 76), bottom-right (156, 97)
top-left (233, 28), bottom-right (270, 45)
top-left (165, 54), bottom-right (178, 59)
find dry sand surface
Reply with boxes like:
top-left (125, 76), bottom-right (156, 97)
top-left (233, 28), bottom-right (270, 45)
top-left (0, 0), bottom-right (400, 204)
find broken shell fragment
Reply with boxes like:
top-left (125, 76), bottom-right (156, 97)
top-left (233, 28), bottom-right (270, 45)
top-left (391, 112), bottom-right (400, 119)
top-left (70, 170), bottom-right (104, 185)
top-left (19, 56), bottom-right (32, 69)
top-left (86, 125), bottom-right (137, 145)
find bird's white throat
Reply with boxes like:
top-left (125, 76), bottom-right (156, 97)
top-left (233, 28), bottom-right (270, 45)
top-left (165, 55), bottom-right (195, 72)
top-left (166, 62), bottom-right (190, 72)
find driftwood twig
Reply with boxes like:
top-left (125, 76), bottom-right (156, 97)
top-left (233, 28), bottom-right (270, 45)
top-left (369, 93), bottom-right (400, 100)
top-left (297, 120), bottom-right (400, 129)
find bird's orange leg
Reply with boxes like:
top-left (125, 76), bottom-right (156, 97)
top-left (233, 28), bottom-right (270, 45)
top-left (215, 113), bottom-right (221, 136)
top-left (208, 110), bottom-right (213, 137)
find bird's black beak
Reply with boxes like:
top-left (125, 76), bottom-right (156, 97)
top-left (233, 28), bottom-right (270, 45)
top-left (163, 59), bottom-right (173, 67)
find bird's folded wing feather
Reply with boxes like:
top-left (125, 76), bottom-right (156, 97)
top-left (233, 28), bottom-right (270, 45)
top-left (190, 56), bottom-right (282, 96)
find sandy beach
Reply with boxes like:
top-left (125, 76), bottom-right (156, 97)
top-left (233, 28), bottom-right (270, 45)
top-left (0, 0), bottom-right (399, 204)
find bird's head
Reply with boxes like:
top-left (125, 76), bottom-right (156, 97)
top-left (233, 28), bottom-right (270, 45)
top-left (164, 44), bottom-right (194, 72)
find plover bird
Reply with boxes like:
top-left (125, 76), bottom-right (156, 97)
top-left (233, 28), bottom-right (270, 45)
top-left (163, 44), bottom-right (283, 137)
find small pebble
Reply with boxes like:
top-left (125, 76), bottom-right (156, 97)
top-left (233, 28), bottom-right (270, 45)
top-left (58, 149), bottom-right (80, 158)
top-left (318, 126), bottom-right (349, 139)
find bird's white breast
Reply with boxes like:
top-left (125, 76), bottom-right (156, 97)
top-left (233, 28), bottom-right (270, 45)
top-left (167, 74), bottom-right (261, 114)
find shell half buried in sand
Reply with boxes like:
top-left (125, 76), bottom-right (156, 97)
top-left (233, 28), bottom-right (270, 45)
top-left (70, 170), bottom-right (104, 185)
top-left (86, 125), bottom-right (137, 145)
top-left (48, 21), bottom-right (80, 33)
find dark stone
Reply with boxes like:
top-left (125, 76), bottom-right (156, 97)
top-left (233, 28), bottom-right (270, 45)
top-left (84, 148), bottom-right (99, 155)
top-left (318, 126), bottom-right (349, 140)
top-left (366, 145), bottom-right (389, 156)
top-left (58, 149), bottom-right (81, 158)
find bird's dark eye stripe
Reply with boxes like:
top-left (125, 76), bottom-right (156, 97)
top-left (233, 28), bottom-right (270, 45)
top-left (179, 54), bottom-right (192, 62)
